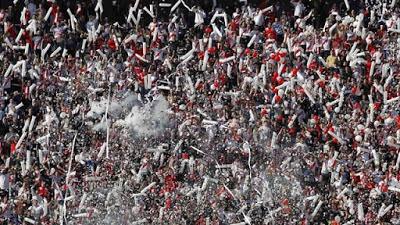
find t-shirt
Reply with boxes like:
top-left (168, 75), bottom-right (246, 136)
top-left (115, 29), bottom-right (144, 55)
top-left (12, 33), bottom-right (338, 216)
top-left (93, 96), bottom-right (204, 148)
top-left (293, 2), bottom-right (305, 17)
top-left (272, 22), bottom-right (284, 35)
top-left (28, 3), bottom-right (36, 17)
top-left (29, 205), bottom-right (43, 220)
top-left (0, 173), bottom-right (9, 190)
top-left (195, 10), bottom-right (206, 25)
top-left (322, 36), bottom-right (331, 51)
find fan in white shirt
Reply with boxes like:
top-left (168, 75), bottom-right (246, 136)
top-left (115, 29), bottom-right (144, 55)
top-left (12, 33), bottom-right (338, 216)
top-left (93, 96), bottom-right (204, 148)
top-left (193, 6), bottom-right (206, 26)
top-left (0, 171), bottom-right (9, 191)
top-left (29, 196), bottom-right (43, 220)
top-left (291, 0), bottom-right (305, 18)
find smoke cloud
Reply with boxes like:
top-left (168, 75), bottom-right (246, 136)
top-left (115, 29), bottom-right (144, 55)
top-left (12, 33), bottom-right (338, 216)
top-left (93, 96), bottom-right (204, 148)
top-left (87, 92), bottom-right (170, 137)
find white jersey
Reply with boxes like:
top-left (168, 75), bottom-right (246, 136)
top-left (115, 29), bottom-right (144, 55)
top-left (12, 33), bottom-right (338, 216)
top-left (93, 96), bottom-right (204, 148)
top-left (0, 173), bottom-right (9, 190)
top-left (322, 36), bottom-right (331, 51)
top-left (194, 9), bottom-right (206, 25)
top-left (293, 1), bottom-right (305, 17)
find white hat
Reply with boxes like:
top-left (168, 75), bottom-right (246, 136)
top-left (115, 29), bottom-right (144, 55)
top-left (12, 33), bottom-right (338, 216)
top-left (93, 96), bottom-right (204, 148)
top-left (278, 89), bottom-right (284, 97)
top-left (384, 117), bottom-right (394, 126)
top-left (387, 136), bottom-right (395, 143)
top-left (357, 124), bottom-right (365, 130)
top-left (355, 135), bottom-right (362, 142)
top-left (74, 155), bottom-right (81, 162)
top-left (374, 121), bottom-right (380, 127)
top-left (179, 104), bottom-right (186, 110)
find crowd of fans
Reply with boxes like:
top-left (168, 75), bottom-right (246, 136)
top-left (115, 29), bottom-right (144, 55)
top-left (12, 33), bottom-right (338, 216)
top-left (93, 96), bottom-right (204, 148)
top-left (1, 0), bottom-right (400, 224)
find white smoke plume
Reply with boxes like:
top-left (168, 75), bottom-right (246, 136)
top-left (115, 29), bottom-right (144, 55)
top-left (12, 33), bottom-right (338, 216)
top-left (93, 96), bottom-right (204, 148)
top-left (114, 95), bottom-right (170, 136)
top-left (86, 92), bottom-right (138, 119)
top-left (87, 92), bottom-right (170, 137)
